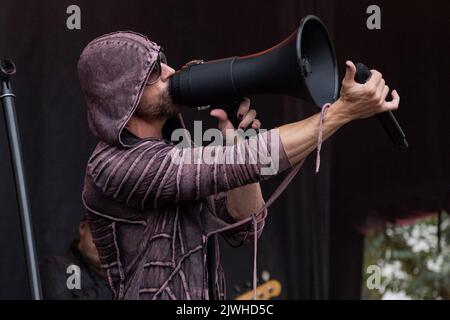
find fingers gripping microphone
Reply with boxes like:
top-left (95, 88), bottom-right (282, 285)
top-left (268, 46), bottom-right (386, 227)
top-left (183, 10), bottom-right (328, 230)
top-left (169, 15), bottom-right (339, 109)
top-left (354, 63), bottom-right (409, 150)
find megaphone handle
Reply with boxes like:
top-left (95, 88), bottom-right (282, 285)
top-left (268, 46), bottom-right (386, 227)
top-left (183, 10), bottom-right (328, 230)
top-left (354, 63), bottom-right (408, 149)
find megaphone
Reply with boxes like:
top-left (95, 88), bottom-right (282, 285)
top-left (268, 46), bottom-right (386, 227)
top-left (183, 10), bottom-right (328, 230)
top-left (169, 14), bottom-right (408, 150)
top-left (169, 15), bottom-right (338, 109)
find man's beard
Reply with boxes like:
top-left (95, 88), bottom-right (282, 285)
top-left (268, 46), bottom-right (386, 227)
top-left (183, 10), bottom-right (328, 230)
top-left (136, 88), bottom-right (183, 119)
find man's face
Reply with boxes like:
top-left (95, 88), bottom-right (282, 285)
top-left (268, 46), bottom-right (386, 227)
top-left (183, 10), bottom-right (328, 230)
top-left (134, 62), bottom-right (183, 119)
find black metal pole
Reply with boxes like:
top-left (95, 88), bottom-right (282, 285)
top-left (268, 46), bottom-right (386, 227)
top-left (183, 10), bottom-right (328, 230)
top-left (0, 59), bottom-right (42, 300)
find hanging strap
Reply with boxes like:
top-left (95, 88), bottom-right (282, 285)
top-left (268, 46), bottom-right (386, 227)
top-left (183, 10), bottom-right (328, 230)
top-left (316, 103), bottom-right (331, 173)
top-left (208, 103), bottom-right (331, 299)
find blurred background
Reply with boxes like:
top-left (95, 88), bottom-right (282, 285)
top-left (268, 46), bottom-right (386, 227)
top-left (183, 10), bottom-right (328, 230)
top-left (0, 0), bottom-right (448, 299)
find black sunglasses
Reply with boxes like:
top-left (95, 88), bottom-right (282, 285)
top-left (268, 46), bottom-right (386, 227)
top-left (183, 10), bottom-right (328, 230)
top-left (145, 49), bottom-right (167, 86)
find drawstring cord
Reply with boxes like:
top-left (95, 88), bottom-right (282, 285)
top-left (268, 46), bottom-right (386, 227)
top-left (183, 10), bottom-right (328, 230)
top-left (252, 213), bottom-right (257, 299)
top-left (316, 103), bottom-right (331, 173)
top-left (250, 103), bottom-right (332, 299)
top-left (209, 103), bottom-right (331, 300)
top-left (250, 102), bottom-right (331, 299)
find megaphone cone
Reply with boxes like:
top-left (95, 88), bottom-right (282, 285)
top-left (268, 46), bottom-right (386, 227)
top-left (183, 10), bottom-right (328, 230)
top-left (169, 15), bottom-right (338, 109)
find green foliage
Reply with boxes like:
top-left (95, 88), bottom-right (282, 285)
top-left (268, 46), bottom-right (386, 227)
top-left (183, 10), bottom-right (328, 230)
top-left (362, 211), bottom-right (450, 300)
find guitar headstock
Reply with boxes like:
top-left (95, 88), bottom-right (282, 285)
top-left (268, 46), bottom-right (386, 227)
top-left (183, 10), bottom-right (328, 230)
top-left (234, 279), bottom-right (282, 300)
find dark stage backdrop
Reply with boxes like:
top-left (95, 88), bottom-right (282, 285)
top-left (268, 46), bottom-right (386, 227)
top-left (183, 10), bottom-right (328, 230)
top-left (0, 0), bottom-right (448, 299)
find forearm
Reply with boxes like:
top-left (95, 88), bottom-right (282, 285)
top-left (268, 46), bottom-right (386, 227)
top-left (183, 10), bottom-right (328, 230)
top-left (218, 59), bottom-right (400, 219)
top-left (222, 127), bottom-right (265, 221)
top-left (225, 182), bottom-right (264, 220)
top-left (278, 99), bottom-right (350, 166)
top-left (223, 100), bottom-right (349, 220)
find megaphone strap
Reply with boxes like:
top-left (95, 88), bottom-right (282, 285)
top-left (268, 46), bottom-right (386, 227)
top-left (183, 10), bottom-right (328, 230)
top-left (207, 102), bottom-right (331, 299)
top-left (316, 103), bottom-right (331, 173)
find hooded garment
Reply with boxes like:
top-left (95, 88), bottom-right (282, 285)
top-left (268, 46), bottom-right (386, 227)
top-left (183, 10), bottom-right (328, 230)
top-left (78, 31), bottom-right (293, 300)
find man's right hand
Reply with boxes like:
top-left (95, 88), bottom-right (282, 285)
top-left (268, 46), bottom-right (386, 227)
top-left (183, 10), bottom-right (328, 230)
top-left (333, 60), bottom-right (400, 123)
top-left (277, 60), bottom-right (401, 167)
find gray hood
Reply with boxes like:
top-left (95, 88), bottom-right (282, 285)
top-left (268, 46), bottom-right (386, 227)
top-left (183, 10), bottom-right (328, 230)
top-left (77, 31), bottom-right (184, 147)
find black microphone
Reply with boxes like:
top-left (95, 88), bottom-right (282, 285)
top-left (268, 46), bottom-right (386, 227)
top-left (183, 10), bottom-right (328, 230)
top-left (354, 62), bottom-right (408, 150)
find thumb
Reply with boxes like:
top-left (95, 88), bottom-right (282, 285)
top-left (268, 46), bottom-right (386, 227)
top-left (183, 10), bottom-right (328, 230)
top-left (343, 60), bottom-right (356, 83)
top-left (210, 108), bottom-right (234, 131)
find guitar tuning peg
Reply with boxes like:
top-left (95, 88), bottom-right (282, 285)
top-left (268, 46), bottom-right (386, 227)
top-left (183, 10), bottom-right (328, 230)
top-left (244, 281), bottom-right (252, 288)
top-left (261, 270), bottom-right (270, 282)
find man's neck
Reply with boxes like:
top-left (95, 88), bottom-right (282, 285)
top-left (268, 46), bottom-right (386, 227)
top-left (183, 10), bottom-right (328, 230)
top-left (125, 115), bottom-right (166, 139)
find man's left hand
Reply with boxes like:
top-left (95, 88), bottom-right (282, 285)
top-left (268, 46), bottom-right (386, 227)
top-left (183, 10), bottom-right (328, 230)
top-left (209, 97), bottom-right (261, 145)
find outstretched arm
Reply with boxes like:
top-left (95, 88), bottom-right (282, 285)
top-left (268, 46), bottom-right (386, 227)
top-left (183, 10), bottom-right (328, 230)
top-left (279, 60), bottom-right (400, 166)
top-left (211, 61), bottom-right (400, 222)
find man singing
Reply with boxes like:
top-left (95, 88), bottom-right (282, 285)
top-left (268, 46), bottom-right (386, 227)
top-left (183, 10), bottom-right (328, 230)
top-left (77, 31), bottom-right (399, 300)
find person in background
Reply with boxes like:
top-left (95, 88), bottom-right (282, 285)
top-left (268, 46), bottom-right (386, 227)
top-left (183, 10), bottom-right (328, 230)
top-left (39, 217), bottom-right (112, 299)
